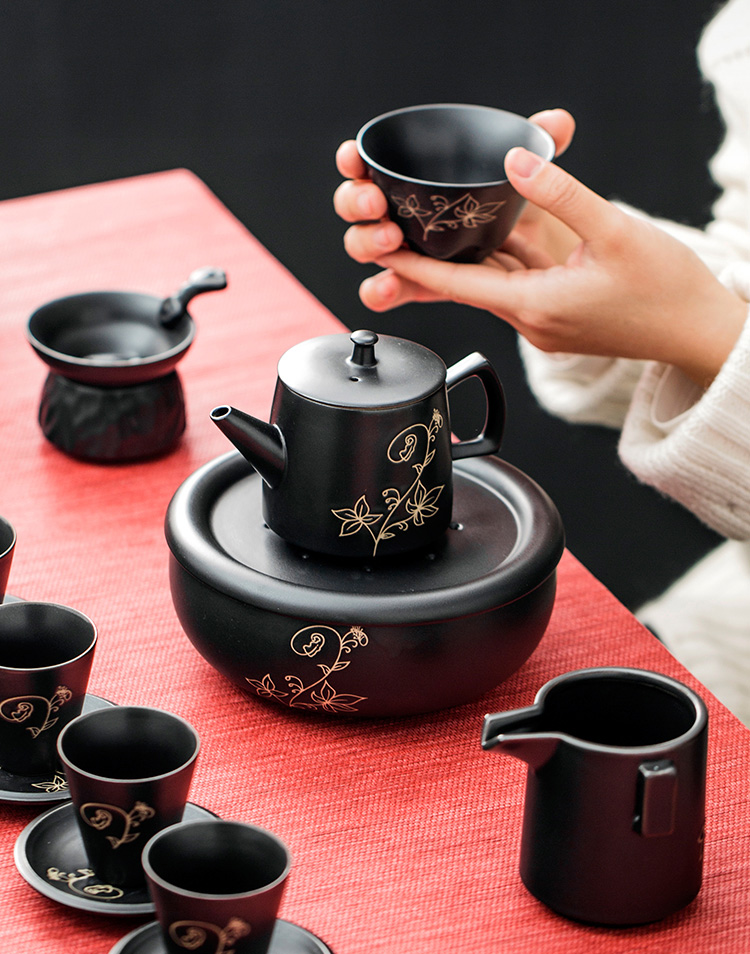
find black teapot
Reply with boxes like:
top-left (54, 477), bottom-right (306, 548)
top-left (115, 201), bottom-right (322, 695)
top-left (211, 329), bottom-right (505, 559)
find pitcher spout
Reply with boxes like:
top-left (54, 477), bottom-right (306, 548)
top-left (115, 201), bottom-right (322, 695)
top-left (210, 405), bottom-right (286, 489)
top-left (481, 705), bottom-right (560, 770)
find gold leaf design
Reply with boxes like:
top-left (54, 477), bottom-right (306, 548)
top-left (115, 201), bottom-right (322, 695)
top-left (331, 495), bottom-right (383, 538)
top-left (80, 800), bottom-right (156, 849)
top-left (393, 194), bottom-right (432, 219)
top-left (331, 411), bottom-right (445, 556)
top-left (395, 191), bottom-right (507, 240)
top-left (31, 773), bottom-right (69, 793)
top-left (309, 681), bottom-right (367, 712)
top-left (454, 194), bottom-right (506, 227)
top-left (247, 625), bottom-right (369, 713)
top-left (246, 674), bottom-right (288, 700)
top-left (171, 917), bottom-right (251, 954)
top-left (405, 482), bottom-right (443, 526)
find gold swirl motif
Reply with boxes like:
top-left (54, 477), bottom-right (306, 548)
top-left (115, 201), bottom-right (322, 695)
top-left (46, 866), bottom-right (125, 900)
top-left (170, 917), bottom-right (251, 954)
top-left (247, 625), bottom-right (369, 713)
top-left (394, 192), bottom-right (507, 241)
top-left (0, 686), bottom-right (73, 738)
top-left (80, 800), bottom-right (156, 848)
top-left (331, 409), bottom-right (445, 556)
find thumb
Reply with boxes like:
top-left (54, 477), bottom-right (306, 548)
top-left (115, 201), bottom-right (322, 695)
top-left (505, 146), bottom-right (616, 241)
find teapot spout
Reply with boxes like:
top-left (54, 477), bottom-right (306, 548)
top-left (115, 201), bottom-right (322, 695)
top-left (210, 405), bottom-right (286, 489)
top-left (481, 705), bottom-right (560, 770)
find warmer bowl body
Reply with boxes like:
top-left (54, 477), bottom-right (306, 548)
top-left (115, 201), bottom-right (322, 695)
top-left (165, 452), bottom-right (565, 717)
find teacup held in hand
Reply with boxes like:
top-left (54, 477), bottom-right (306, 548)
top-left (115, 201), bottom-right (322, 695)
top-left (356, 103), bottom-right (555, 263)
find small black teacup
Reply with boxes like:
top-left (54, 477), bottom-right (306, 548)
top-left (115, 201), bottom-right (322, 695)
top-left (356, 103), bottom-right (555, 263)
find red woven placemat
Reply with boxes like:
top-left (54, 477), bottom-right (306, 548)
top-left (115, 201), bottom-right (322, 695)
top-left (1, 171), bottom-right (749, 953)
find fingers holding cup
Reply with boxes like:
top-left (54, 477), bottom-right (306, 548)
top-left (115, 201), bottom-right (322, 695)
top-left (355, 103), bottom-right (555, 263)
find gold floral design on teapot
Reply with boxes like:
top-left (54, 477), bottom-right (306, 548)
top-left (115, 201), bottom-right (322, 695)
top-left (331, 409), bottom-right (445, 556)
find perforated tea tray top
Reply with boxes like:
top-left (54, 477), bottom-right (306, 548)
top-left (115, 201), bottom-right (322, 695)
top-left (167, 452), bottom-right (564, 625)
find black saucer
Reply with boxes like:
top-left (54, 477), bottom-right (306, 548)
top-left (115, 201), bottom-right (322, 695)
top-left (14, 801), bottom-right (218, 915)
top-left (110, 919), bottom-right (334, 954)
top-left (0, 693), bottom-right (115, 804)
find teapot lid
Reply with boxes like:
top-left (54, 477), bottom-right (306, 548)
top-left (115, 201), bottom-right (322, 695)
top-left (277, 330), bottom-right (446, 408)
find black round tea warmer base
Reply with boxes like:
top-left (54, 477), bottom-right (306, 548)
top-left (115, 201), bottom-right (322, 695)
top-left (39, 371), bottom-right (186, 462)
top-left (166, 452), bottom-right (565, 718)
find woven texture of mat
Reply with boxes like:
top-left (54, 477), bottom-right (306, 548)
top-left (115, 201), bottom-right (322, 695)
top-left (1, 171), bottom-right (749, 953)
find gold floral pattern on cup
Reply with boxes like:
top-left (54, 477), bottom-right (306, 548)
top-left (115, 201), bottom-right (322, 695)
top-left (170, 917), bottom-right (251, 954)
top-left (394, 192), bottom-right (507, 242)
top-left (0, 686), bottom-right (72, 738)
top-left (80, 800), bottom-right (156, 849)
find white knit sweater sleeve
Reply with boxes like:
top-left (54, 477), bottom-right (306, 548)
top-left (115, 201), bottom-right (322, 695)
top-left (518, 341), bottom-right (646, 429)
top-left (519, 0), bottom-right (750, 533)
top-left (619, 265), bottom-right (750, 540)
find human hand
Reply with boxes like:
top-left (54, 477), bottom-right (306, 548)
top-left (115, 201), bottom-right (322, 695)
top-left (335, 116), bottom-right (746, 385)
top-left (334, 108), bottom-right (578, 302)
top-left (372, 149), bottom-right (747, 385)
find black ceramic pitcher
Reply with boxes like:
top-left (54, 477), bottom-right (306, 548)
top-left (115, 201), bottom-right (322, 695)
top-left (211, 329), bottom-right (505, 559)
top-left (482, 667), bottom-right (708, 926)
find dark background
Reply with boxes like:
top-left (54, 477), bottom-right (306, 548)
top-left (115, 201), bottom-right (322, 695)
top-left (1, 0), bottom-right (726, 609)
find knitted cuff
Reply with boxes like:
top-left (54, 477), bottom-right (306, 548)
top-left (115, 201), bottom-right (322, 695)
top-left (619, 270), bottom-right (750, 538)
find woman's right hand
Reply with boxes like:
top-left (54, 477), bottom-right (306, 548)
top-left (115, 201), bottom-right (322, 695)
top-left (334, 108), bottom-right (748, 385)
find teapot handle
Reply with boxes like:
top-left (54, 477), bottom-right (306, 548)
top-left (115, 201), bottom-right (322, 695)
top-left (446, 352), bottom-right (505, 460)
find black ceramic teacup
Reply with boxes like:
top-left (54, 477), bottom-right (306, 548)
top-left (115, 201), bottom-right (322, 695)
top-left (356, 103), bottom-right (555, 263)
top-left (482, 667), bottom-right (708, 925)
top-left (57, 706), bottom-right (200, 888)
top-left (142, 819), bottom-right (292, 954)
top-left (0, 601), bottom-right (97, 777)
top-left (0, 516), bottom-right (16, 603)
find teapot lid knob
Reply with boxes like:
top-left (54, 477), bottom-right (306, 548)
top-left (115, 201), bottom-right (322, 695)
top-left (349, 329), bottom-right (378, 368)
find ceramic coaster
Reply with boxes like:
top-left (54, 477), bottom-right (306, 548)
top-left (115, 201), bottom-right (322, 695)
top-left (0, 694), bottom-right (115, 804)
top-left (14, 801), bottom-right (218, 915)
top-left (109, 919), bottom-right (334, 954)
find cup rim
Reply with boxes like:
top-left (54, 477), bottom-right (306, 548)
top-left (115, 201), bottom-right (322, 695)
top-left (56, 705), bottom-right (201, 783)
top-left (0, 600), bottom-right (97, 673)
top-left (0, 516), bottom-right (16, 561)
top-left (356, 102), bottom-right (556, 189)
top-left (531, 666), bottom-right (708, 754)
top-left (142, 819), bottom-right (292, 900)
